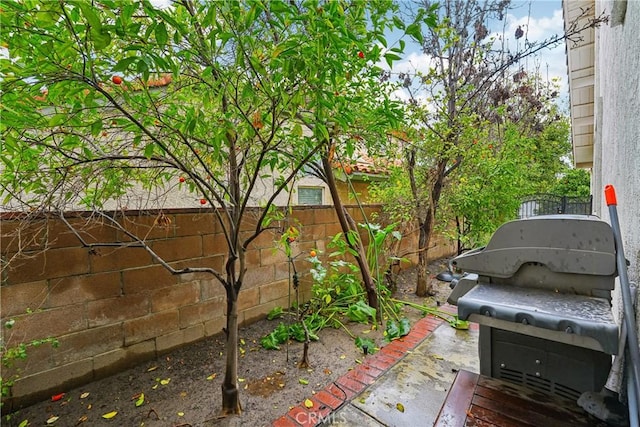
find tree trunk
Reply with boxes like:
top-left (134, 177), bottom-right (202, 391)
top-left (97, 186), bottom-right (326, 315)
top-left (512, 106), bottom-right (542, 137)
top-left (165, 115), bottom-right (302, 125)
top-left (415, 160), bottom-right (447, 297)
top-left (221, 288), bottom-right (242, 415)
top-left (321, 156), bottom-right (379, 315)
top-left (415, 220), bottom-right (434, 297)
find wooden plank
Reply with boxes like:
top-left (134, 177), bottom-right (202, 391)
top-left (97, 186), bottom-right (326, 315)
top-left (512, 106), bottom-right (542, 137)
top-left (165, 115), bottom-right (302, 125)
top-left (472, 393), bottom-right (570, 427)
top-left (475, 376), bottom-right (608, 426)
top-left (466, 404), bottom-right (533, 427)
top-left (434, 370), bottom-right (479, 427)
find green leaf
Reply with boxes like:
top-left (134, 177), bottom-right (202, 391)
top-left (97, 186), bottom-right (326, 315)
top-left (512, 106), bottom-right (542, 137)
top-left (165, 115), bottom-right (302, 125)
top-left (355, 336), bottom-right (377, 354)
top-left (385, 320), bottom-right (400, 340)
top-left (143, 143), bottom-right (156, 159)
top-left (405, 23), bottom-right (423, 44)
top-left (392, 16), bottom-right (405, 30)
top-left (92, 27), bottom-right (112, 50)
top-left (113, 56), bottom-right (138, 72)
top-left (48, 114), bottom-right (67, 127)
top-left (346, 301), bottom-right (376, 323)
top-left (266, 306), bottom-right (283, 320)
top-left (384, 52), bottom-right (401, 68)
top-left (155, 22), bottom-right (168, 47)
top-left (75, 1), bottom-right (102, 30)
top-left (398, 318), bottom-right (411, 336)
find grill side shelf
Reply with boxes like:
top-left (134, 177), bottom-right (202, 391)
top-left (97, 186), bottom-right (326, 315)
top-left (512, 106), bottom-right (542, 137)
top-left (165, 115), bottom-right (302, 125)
top-left (457, 284), bottom-right (619, 355)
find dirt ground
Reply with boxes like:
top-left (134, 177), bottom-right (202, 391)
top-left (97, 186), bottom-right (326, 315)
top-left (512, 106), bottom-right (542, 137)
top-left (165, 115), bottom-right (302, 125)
top-left (3, 259), bottom-right (455, 427)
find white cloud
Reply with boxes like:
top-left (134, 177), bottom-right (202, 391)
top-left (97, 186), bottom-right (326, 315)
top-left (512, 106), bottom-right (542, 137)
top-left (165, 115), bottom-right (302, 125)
top-left (381, 4), bottom-right (568, 105)
top-left (500, 8), bottom-right (568, 93)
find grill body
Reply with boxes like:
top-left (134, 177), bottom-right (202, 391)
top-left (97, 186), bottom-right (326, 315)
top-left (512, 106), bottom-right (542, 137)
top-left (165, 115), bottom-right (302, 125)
top-left (448, 215), bottom-right (618, 400)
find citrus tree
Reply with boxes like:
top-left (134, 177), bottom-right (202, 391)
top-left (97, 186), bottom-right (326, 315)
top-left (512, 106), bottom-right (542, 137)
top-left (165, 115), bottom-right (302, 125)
top-left (0, 0), bottom-right (404, 416)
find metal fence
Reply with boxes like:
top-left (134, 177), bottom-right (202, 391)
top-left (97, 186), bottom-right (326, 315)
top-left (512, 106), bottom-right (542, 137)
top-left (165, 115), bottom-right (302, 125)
top-left (518, 194), bottom-right (593, 219)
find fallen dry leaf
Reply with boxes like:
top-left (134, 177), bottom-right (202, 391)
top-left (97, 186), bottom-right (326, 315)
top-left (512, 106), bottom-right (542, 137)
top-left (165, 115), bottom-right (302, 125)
top-left (80, 392), bottom-right (90, 399)
top-left (206, 373), bottom-right (217, 380)
top-left (102, 411), bottom-right (118, 419)
top-left (396, 402), bottom-right (405, 413)
top-left (135, 393), bottom-right (145, 407)
top-left (46, 416), bottom-right (59, 425)
top-left (304, 399), bottom-right (314, 408)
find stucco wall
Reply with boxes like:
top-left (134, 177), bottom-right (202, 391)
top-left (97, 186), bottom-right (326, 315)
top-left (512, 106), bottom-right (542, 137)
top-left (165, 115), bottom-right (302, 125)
top-left (593, 0), bottom-right (640, 323)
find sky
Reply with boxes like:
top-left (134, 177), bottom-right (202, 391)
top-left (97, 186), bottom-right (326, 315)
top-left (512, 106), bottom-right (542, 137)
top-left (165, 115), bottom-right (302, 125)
top-left (386, 0), bottom-right (568, 106)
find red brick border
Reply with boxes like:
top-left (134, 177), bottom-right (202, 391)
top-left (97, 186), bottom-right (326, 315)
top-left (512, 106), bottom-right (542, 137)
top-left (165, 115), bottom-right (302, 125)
top-left (271, 314), bottom-right (447, 426)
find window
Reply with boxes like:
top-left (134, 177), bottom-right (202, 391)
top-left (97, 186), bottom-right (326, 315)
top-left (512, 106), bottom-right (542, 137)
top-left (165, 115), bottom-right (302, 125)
top-left (298, 187), bottom-right (323, 205)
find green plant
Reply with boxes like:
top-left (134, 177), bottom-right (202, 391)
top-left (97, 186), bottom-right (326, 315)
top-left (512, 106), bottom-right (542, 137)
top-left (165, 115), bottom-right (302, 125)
top-left (262, 230), bottom-right (411, 354)
top-left (1, 318), bottom-right (59, 400)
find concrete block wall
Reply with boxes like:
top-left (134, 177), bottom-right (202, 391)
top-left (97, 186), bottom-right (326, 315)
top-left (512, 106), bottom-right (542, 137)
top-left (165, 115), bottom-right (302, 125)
top-left (0, 205), bottom-right (455, 410)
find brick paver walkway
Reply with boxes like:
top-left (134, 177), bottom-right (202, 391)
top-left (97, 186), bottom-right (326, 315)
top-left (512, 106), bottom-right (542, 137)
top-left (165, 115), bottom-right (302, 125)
top-left (271, 315), bottom-right (447, 427)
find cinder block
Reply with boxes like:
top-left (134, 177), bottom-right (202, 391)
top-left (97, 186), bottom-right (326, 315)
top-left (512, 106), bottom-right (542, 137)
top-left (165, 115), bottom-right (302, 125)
top-left (47, 217), bottom-right (119, 249)
top-left (312, 208), bottom-right (336, 225)
top-left (202, 233), bottom-right (227, 256)
top-left (1, 218), bottom-right (49, 254)
top-left (243, 248), bottom-right (260, 268)
top-left (49, 271), bottom-right (121, 306)
top-left (200, 276), bottom-right (225, 300)
top-left (124, 311), bottom-right (179, 346)
top-left (3, 305), bottom-right (86, 345)
top-left (274, 261), bottom-right (292, 281)
top-left (174, 212), bottom-right (216, 236)
top-left (151, 235), bottom-right (203, 262)
top-left (156, 324), bottom-right (205, 353)
top-left (242, 265), bottom-right (274, 289)
top-left (87, 293), bottom-right (149, 328)
top-left (259, 247), bottom-right (287, 266)
top-left (204, 316), bottom-right (226, 337)
top-left (93, 340), bottom-right (156, 377)
top-left (303, 224), bottom-right (326, 241)
top-left (325, 223), bottom-right (343, 238)
top-left (52, 324), bottom-right (123, 366)
top-left (259, 279), bottom-right (291, 304)
top-left (0, 280), bottom-right (49, 317)
top-left (90, 246), bottom-right (152, 273)
top-left (122, 265), bottom-right (177, 294)
top-left (179, 297), bottom-right (225, 328)
top-left (4, 247), bottom-right (90, 285)
top-left (10, 358), bottom-right (94, 406)
top-left (150, 282), bottom-right (199, 313)
top-left (291, 208), bottom-right (315, 225)
top-left (249, 230), bottom-right (279, 249)
top-left (117, 214), bottom-right (175, 241)
top-left (237, 286), bottom-right (260, 312)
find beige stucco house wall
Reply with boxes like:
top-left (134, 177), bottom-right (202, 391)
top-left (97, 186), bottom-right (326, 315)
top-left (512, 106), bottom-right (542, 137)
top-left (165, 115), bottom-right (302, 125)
top-left (563, 0), bottom-right (640, 335)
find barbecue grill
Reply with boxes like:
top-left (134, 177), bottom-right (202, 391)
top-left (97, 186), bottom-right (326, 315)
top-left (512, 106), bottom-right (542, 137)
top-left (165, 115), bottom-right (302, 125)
top-left (448, 215), bottom-right (619, 401)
